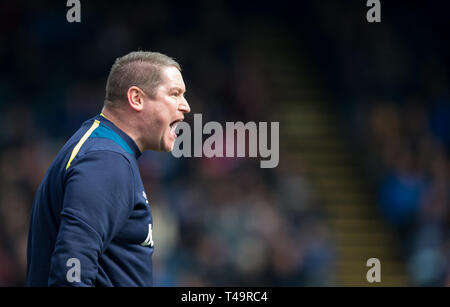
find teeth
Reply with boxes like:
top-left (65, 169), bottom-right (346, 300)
top-left (170, 119), bottom-right (182, 136)
top-left (170, 122), bottom-right (178, 135)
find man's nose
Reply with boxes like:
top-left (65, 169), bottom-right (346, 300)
top-left (179, 97), bottom-right (191, 113)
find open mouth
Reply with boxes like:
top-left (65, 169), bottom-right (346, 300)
top-left (169, 118), bottom-right (183, 138)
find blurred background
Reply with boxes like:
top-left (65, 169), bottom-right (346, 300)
top-left (0, 0), bottom-right (449, 286)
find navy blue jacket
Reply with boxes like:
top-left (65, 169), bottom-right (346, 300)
top-left (26, 114), bottom-right (154, 286)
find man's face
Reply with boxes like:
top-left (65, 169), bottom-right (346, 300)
top-left (141, 66), bottom-right (190, 152)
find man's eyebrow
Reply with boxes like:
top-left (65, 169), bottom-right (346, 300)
top-left (170, 86), bottom-right (186, 93)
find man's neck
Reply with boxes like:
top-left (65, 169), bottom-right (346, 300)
top-left (100, 107), bottom-right (144, 152)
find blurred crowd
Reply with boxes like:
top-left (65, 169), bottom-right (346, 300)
top-left (305, 1), bottom-right (450, 286)
top-left (0, 1), bottom-right (334, 286)
top-left (1, 0), bottom-right (448, 287)
top-left (362, 102), bottom-right (450, 286)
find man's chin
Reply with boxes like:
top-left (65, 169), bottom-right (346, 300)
top-left (163, 141), bottom-right (175, 152)
top-left (152, 143), bottom-right (172, 153)
top-left (155, 136), bottom-right (175, 152)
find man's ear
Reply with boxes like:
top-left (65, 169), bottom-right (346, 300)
top-left (127, 86), bottom-right (145, 111)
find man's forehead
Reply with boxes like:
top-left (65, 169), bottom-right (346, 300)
top-left (160, 66), bottom-right (185, 90)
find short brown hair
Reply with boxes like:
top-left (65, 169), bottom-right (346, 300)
top-left (105, 51), bottom-right (181, 105)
